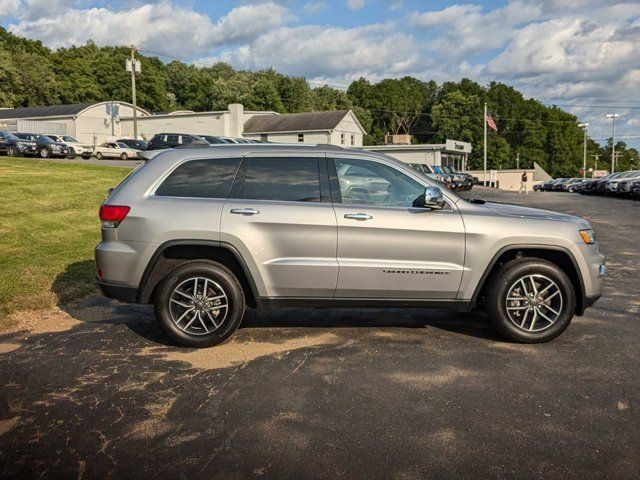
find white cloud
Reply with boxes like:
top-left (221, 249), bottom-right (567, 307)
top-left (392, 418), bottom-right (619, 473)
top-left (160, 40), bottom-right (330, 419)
top-left (411, 1), bottom-right (542, 56)
top-left (347, 0), bottom-right (365, 11)
top-left (219, 23), bottom-right (421, 79)
top-left (8, 1), bottom-right (290, 55)
top-left (0, 0), bottom-right (21, 17)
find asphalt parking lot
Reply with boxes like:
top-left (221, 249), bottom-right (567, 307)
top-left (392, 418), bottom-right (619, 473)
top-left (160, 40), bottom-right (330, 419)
top-left (0, 188), bottom-right (638, 479)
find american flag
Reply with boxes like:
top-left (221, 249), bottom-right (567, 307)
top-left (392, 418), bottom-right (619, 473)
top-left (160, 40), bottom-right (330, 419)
top-left (486, 113), bottom-right (498, 132)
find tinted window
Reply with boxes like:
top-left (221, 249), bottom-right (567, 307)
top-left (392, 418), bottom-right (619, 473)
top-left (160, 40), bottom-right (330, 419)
top-left (238, 157), bottom-right (321, 202)
top-left (166, 135), bottom-right (179, 144)
top-left (156, 158), bottom-right (241, 198)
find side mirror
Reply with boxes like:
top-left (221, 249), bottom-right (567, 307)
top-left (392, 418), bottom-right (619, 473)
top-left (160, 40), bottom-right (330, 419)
top-left (424, 186), bottom-right (445, 210)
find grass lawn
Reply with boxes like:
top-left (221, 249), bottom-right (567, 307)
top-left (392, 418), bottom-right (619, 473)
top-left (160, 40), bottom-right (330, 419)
top-left (0, 158), bottom-right (130, 328)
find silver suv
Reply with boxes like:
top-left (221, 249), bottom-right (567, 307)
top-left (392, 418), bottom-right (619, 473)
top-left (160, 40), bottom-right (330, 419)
top-left (95, 145), bottom-right (605, 347)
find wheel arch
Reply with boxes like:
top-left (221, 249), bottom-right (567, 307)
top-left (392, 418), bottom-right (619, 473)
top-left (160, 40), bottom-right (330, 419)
top-left (472, 245), bottom-right (586, 315)
top-left (138, 240), bottom-right (258, 308)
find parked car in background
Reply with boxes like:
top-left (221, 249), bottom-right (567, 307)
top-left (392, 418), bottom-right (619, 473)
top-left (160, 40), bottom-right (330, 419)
top-left (631, 180), bottom-right (640, 198)
top-left (117, 139), bottom-right (148, 151)
top-left (45, 134), bottom-right (93, 159)
top-left (14, 133), bottom-right (69, 158)
top-left (561, 178), bottom-right (583, 192)
top-left (147, 133), bottom-right (207, 150)
top-left (96, 144), bottom-right (604, 347)
top-left (94, 142), bottom-right (140, 160)
top-left (534, 180), bottom-right (553, 191)
top-left (0, 130), bottom-right (37, 157)
top-left (604, 170), bottom-right (640, 194)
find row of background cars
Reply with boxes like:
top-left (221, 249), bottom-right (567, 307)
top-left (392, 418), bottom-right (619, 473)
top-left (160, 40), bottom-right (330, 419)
top-left (408, 163), bottom-right (476, 191)
top-left (534, 170), bottom-right (640, 199)
top-left (1, 129), bottom-right (476, 192)
top-left (0, 131), bottom-right (264, 161)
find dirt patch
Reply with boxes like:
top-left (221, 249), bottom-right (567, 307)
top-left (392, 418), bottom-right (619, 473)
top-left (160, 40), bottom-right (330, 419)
top-left (126, 397), bottom-right (176, 440)
top-left (0, 343), bottom-right (21, 354)
top-left (0, 416), bottom-right (21, 437)
top-left (145, 331), bottom-right (342, 370)
top-left (6, 306), bottom-right (81, 335)
top-left (392, 366), bottom-right (476, 388)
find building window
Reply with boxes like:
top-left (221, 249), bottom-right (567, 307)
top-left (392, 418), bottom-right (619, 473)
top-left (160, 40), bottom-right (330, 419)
top-left (260, 134), bottom-right (268, 142)
top-left (340, 133), bottom-right (345, 145)
top-left (351, 134), bottom-right (355, 146)
top-left (298, 133), bottom-right (304, 143)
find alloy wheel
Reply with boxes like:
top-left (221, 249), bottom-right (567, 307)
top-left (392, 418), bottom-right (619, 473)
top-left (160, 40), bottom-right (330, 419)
top-left (505, 274), bottom-right (563, 332)
top-left (168, 276), bottom-right (228, 336)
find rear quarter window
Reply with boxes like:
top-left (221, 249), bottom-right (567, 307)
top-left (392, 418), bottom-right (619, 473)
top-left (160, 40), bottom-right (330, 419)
top-left (155, 158), bottom-right (241, 198)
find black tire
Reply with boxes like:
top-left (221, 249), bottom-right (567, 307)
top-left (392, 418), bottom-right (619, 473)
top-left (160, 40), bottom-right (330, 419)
top-left (96, 152), bottom-right (103, 160)
top-left (120, 152), bottom-right (128, 161)
top-left (82, 153), bottom-right (91, 159)
top-left (486, 258), bottom-right (576, 343)
top-left (7, 145), bottom-right (18, 157)
top-left (39, 147), bottom-right (51, 158)
top-left (154, 261), bottom-right (245, 348)
top-left (67, 148), bottom-right (76, 159)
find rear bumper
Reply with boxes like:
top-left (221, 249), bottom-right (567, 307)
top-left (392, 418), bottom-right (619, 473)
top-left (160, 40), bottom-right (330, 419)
top-left (97, 278), bottom-right (138, 303)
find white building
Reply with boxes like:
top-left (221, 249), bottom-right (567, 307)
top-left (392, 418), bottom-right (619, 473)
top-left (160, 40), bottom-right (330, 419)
top-left (242, 109), bottom-right (365, 146)
top-left (0, 102), bottom-right (149, 144)
top-left (364, 139), bottom-right (472, 170)
top-left (0, 102), bottom-right (367, 147)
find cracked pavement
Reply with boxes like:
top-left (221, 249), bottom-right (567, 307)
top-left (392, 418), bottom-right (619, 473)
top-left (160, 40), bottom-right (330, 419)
top-left (0, 188), bottom-right (638, 479)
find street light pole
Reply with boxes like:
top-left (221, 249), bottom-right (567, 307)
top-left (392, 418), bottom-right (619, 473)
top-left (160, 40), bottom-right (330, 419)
top-left (578, 123), bottom-right (588, 179)
top-left (592, 154), bottom-right (600, 173)
top-left (605, 113), bottom-right (619, 173)
top-left (126, 46), bottom-right (141, 140)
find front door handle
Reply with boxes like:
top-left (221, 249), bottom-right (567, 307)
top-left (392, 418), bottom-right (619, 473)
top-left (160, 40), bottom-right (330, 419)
top-left (344, 213), bottom-right (373, 221)
top-left (230, 208), bottom-right (260, 215)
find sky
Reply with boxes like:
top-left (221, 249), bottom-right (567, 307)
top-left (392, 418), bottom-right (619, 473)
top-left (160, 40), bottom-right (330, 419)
top-left (1, 0), bottom-right (639, 149)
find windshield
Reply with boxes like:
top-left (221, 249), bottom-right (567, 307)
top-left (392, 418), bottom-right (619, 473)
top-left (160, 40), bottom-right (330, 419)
top-left (62, 136), bottom-right (77, 142)
top-left (117, 143), bottom-right (129, 149)
top-left (37, 135), bottom-right (54, 143)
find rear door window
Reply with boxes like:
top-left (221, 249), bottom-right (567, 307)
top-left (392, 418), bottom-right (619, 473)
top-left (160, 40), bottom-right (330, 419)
top-left (235, 157), bottom-right (321, 202)
top-left (155, 158), bottom-right (241, 198)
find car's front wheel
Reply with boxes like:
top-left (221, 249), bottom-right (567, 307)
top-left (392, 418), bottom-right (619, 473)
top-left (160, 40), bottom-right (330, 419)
top-left (67, 148), bottom-right (76, 159)
top-left (154, 261), bottom-right (246, 347)
top-left (486, 258), bottom-right (576, 343)
top-left (120, 152), bottom-right (128, 160)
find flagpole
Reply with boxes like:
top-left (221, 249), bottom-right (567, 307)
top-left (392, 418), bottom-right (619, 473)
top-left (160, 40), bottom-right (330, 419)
top-left (483, 102), bottom-right (487, 186)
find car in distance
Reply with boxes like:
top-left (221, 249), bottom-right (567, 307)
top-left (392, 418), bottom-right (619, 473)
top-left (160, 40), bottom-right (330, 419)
top-left (96, 144), bottom-right (605, 347)
top-left (14, 133), bottom-right (69, 158)
top-left (147, 133), bottom-right (207, 150)
top-left (117, 139), bottom-right (148, 151)
top-left (45, 134), bottom-right (93, 159)
top-left (94, 142), bottom-right (140, 160)
top-left (0, 130), bottom-right (37, 157)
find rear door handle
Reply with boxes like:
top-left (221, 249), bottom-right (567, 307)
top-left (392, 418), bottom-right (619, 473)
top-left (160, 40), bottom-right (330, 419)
top-left (344, 213), bottom-right (373, 221)
top-left (230, 208), bottom-right (260, 215)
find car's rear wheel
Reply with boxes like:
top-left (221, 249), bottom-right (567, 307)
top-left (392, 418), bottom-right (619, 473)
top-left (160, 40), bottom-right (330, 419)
top-left (486, 258), bottom-right (576, 343)
top-left (154, 261), bottom-right (245, 347)
top-left (39, 147), bottom-right (50, 158)
top-left (96, 152), bottom-right (103, 160)
top-left (7, 146), bottom-right (18, 157)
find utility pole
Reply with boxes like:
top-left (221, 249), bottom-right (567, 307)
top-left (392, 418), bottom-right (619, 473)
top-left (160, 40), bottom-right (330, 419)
top-left (592, 153), bottom-right (600, 173)
top-left (578, 123), bottom-right (588, 178)
top-left (516, 151), bottom-right (520, 170)
top-left (483, 102), bottom-right (487, 186)
top-left (126, 46), bottom-right (141, 140)
top-left (605, 113), bottom-right (619, 173)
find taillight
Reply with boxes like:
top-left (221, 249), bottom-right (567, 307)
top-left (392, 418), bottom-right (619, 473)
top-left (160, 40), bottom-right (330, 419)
top-left (100, 205), bottom-right (130, 228)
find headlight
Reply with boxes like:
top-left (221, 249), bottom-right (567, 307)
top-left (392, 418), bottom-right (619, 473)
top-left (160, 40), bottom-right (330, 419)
top-left (579, 229), bottom-right (595, 244)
